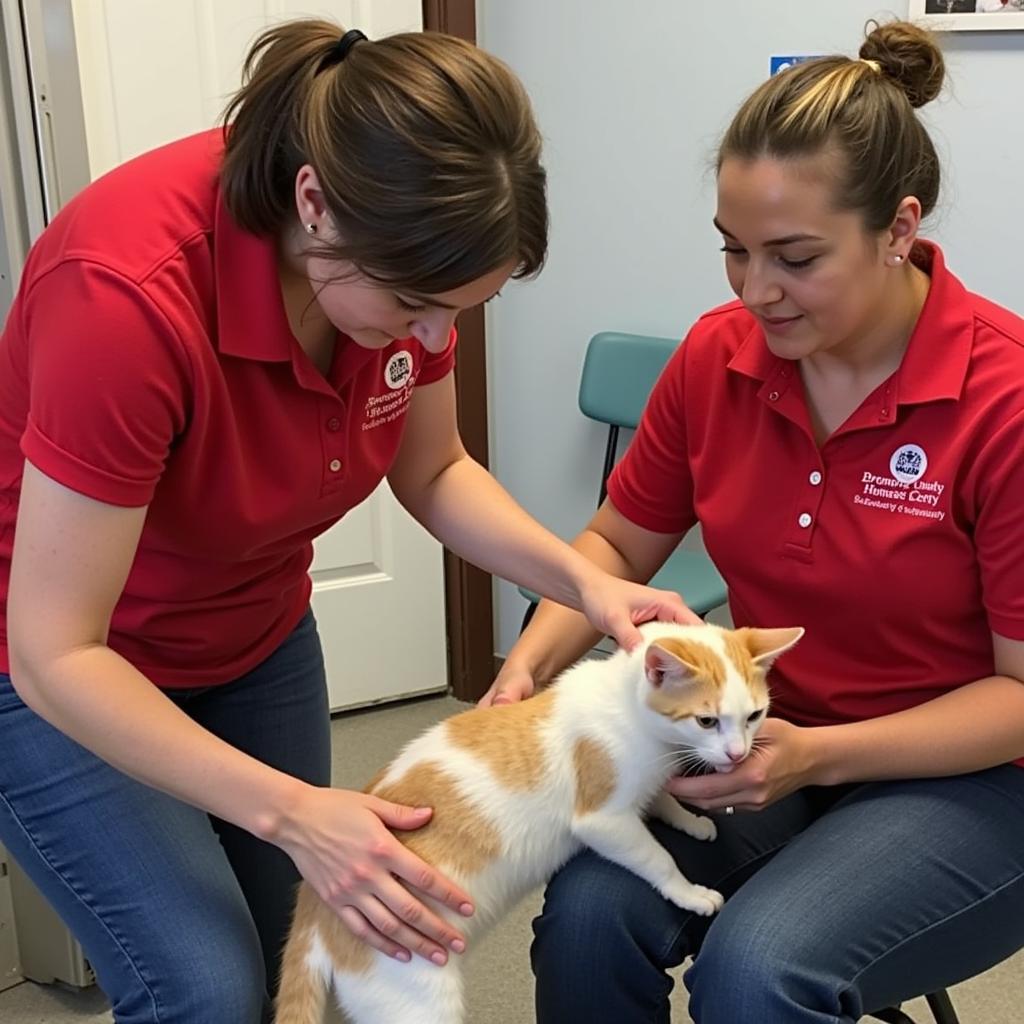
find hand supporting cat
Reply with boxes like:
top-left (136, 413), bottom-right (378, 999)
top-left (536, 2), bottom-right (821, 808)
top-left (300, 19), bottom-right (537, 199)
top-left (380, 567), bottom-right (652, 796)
top-left (667, 716), bottom-right (820, 812)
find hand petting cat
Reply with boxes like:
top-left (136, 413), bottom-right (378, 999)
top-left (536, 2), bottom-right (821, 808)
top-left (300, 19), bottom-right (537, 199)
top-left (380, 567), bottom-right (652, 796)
top-left (666, 718), bottom-right (821, 812)
top-left (272, 785), bottom-right (475, 966)
top-left (577, 573), bottom-right (702, 651)
top-left (481, 575), bottom-right (701, 707)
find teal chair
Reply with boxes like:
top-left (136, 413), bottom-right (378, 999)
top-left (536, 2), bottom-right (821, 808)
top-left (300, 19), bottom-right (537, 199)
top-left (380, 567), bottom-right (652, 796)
top-left (518, 331), bottom-right (727, 633)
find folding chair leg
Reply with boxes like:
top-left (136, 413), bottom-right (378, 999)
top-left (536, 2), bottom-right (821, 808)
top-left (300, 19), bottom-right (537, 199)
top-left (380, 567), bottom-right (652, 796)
top-left (869, 1008), bottom-right (918, 1024)
top-left (925, 990), bottom-right (959, 1024)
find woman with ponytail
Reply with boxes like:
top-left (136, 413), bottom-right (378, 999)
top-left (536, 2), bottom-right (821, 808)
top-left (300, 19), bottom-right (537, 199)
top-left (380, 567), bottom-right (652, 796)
top-left (505, 20), bottom-right (1024, 1023)
top-left (0, 20), bottom-right (693, 1024)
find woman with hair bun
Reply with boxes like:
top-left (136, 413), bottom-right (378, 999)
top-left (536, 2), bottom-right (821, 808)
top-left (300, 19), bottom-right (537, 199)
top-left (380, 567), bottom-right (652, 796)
top-left (500, 20), bottom-right (1024, 1022)
top-left (0, 19), bottom-right (694, 1024)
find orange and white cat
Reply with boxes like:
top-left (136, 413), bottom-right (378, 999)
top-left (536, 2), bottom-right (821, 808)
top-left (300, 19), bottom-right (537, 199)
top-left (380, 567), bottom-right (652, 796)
top-left (274, 621), bottom-right (803, 1024)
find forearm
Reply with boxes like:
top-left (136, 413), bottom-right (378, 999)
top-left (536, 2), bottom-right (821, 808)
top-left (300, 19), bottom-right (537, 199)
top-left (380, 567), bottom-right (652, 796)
top-left (504, 528), bottom-right (642, 685)
top-left (808, 674), bottom-right (1024, 785)
top-left (11, 645), bottom-right (306, 842)
top-left (399, 454), bottom-right (604, 612)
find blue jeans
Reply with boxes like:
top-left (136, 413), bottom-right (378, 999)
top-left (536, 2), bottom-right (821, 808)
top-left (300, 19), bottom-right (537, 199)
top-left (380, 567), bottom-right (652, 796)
top-left (0, 609), bottom-right (330, 1024)
top-left (532, 768), bottom-right (1024, 1023)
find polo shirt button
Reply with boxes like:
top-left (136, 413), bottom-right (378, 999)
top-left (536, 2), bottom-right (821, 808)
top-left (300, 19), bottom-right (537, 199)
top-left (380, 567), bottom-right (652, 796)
top-left (329, 459), bottom-right (342, 472)
top-left (768, 390), bottom-right (780, 401)
top-left (798, 512), bottom-right (812, 528)
top-left (809, 471), bottom-right (822, 486)
top-left (327, 417), bottom-right (341, 431)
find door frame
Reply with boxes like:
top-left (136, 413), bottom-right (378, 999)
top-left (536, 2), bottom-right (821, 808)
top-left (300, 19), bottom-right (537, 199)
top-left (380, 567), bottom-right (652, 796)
top-left (423, 0), bottom-right (496, 703)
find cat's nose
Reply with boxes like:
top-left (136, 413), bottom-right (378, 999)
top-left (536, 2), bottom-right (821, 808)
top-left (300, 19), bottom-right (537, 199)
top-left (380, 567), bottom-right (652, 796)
top-left (726, 749), bottom-right (746, 763)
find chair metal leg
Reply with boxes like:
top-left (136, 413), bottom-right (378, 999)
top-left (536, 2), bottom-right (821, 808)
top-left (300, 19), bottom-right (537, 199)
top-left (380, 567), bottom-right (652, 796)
top-left (925, 990), bottom-right (960, 1024)
top-left (866, 988), bottom-right (958, 1024)
top-left (869, 1008), bottom-right (918, 1024)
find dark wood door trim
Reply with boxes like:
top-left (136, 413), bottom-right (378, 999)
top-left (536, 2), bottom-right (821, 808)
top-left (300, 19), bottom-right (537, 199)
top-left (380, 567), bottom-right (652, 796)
top-left (423, 0), bottom-right (495, 703)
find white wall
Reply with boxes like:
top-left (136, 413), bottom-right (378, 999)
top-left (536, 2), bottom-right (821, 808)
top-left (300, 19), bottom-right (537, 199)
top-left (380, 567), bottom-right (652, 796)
top-left (478, 0), bottom-right (1024, 657)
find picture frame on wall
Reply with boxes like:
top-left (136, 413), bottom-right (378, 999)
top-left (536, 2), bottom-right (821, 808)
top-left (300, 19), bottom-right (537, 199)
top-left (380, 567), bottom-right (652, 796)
top-left (910, 0), bottom-right (1024, 30)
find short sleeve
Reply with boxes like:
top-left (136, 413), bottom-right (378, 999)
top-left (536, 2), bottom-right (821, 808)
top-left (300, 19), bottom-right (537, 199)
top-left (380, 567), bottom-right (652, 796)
top-left (20, 261), bottom-right (192, 507)
top-left (415, 326), bottom-right (457, 386)
top-left (605, 337), bottom-right (697, 535)
top-left (970, 408), bottom-right (1024, 639)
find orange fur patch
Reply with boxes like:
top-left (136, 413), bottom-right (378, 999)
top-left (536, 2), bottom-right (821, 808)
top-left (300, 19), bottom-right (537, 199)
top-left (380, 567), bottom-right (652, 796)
top-left (646, 637), bottom-right (725, 720)
top-left (573, 736), bottom-right (616, 815)
top-left (653, 637), bottom-right (726, 687)
top-left (443, 687), bottom-right (558, 790)
top-left (372, 761), bottom-right (502, 877)
top-left (721, 630), bottom-right (757, 683)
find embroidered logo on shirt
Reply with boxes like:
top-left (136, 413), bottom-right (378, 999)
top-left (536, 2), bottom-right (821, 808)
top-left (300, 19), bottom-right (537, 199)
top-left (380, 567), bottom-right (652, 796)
top-left (889, 443), bottom-right (928, 484)
top-left (384, 350), bottom-right (413, 390)
top-left (363, 351), bottom-right (417, 432)
top-left (853, 445), bottom-right (946, 523)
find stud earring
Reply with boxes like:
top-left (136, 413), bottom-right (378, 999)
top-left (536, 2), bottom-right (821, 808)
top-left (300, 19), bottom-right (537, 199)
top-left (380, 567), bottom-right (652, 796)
top-left (305, 222), bottom-right (318, 235)
top-left (891, 254), bottom-right (904, 265)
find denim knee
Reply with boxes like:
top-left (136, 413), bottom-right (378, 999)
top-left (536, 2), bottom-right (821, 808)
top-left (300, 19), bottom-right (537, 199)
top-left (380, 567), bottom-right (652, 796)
top-left (532, 849), bottom-right (686, 971)
top-left (532, 850), bottom-right (691, 1024)
top-left (106, 929), bottom-right (267, 1024)
top-left (686, 914), bottom-right (831, 1024)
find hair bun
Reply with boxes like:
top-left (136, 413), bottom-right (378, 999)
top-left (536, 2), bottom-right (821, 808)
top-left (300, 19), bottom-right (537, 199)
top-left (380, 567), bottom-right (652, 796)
top-left (859, 20), bottom-right (945, 109)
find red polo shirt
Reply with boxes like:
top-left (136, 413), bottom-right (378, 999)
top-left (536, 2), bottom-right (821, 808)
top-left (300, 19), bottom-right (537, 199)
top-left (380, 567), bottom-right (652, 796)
top-left (608, 243), bottom-right (1024, 729)
top-left (0, 130), bottom-right (455, 687)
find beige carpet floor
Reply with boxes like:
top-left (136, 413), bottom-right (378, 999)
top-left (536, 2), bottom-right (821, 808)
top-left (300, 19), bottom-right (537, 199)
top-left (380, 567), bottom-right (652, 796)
top-left (2, 694), bottom-right (1021, 1023)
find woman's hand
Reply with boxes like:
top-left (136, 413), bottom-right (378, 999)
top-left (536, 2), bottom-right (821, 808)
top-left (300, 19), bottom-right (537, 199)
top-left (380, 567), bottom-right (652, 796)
top-left (478, 660), bottom-right (536, 707)
top-left (578, 572), bottom-right (701, 651)
top-left (275, 785), bottom-right (474, 965)
top-left (665, 719), bottom-right (821, 812)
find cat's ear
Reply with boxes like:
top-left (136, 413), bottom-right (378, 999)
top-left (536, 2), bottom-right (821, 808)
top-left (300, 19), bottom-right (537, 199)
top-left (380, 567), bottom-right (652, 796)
top-left (740, 627), bottom-right (805, 667)
top-left (644, 641), bottom-right (696, 688)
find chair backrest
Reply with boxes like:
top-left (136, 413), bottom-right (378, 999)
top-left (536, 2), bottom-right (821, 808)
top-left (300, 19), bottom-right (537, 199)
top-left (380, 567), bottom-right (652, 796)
top-left (578, 331), bottom-right (679, 428)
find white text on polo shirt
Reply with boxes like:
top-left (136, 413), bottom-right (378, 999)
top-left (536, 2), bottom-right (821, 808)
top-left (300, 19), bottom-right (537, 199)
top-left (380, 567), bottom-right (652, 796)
top-left (854, 472), bottom-right (946, 521)
top-left (363, 380), bottom-right (416, 431)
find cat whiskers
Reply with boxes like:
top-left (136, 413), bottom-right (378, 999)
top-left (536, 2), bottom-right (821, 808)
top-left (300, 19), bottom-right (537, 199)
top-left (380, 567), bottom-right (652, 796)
top-left (748, 736), bottom-right (771, 762)
top-left (651, 746), bottom-right (709, 778)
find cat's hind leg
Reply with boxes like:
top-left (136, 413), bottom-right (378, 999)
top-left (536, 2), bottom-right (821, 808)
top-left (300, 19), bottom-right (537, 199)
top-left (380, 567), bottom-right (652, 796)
top-left (333, 955), bottom-right (465, 1024)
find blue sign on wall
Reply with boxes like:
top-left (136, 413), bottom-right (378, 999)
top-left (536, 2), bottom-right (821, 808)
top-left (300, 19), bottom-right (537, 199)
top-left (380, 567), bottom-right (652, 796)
top-left (770, 55), bottom-right (823, 75)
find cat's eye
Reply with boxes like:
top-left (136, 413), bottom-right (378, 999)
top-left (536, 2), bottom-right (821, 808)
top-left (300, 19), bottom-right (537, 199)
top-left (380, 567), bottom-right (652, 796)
top-left (747, 709), bottom-right (766, 724)
top-left (695, 715), bottom-right (719, 729)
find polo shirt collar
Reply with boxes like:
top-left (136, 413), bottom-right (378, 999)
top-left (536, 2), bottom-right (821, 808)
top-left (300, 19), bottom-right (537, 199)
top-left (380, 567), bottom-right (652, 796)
top-left (726, 240), bottom-right (973, 408)
top-left (214, 195), bottom-right (293, 362)
top-left (894, 241), bottom-right (972, 405)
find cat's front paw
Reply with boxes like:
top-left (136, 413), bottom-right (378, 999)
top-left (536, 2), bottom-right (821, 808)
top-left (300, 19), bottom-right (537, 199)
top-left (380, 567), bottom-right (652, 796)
top-left (662, 880), bottom-right (724, 917)
top-left (682, 814), bottom-right (717, 842)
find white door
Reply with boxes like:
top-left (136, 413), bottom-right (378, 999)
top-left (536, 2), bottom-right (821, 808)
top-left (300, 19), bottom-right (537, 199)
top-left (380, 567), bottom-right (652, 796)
top-left (69, 0), bottom-right (449, 710)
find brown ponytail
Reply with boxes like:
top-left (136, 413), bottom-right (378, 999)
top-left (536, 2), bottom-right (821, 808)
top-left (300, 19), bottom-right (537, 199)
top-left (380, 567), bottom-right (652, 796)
top-left (718, 20), bottom-right (945, 232)
top-left (220, 19), bottom-right (547, 293)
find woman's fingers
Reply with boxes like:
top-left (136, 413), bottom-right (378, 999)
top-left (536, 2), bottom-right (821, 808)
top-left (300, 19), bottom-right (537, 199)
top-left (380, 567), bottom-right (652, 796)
top-left (387, 843), bottom-right (474, 925)
top-left (364, 800), bottom-right (475, 921)
top-left (337, 905), bottom-right (410, 962)
top-left (331, 871), bottom-right (466, 965)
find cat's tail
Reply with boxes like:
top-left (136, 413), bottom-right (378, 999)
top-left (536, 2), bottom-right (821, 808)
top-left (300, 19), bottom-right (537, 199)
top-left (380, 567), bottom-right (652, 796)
top-left (273, 910), bottom-right (328, 1024)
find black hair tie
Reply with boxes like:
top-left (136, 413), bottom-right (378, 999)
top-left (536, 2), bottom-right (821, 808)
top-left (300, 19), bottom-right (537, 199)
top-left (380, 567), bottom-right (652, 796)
top-left (333, 27), bottom-right (366, 60)
top-left (319, 28), bottom-right (368, 72)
